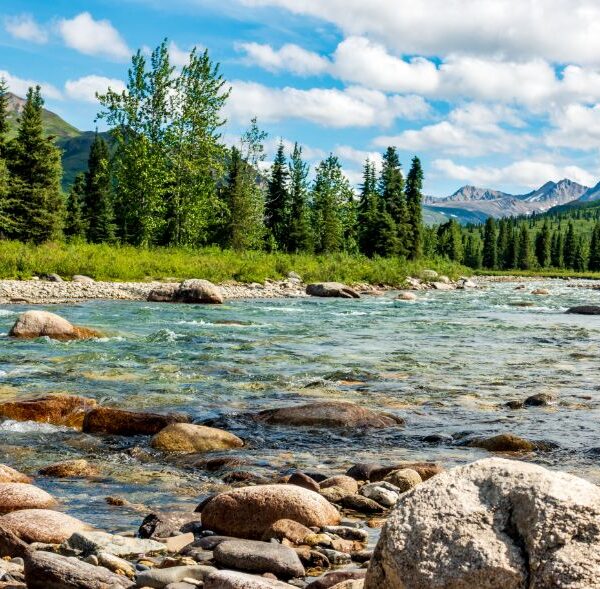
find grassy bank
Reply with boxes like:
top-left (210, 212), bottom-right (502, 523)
top-left (0, 241), bottom-right (469, 285)
top-left (475, 269), bottom-right (600, 280)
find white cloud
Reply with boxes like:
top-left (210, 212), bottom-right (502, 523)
top-left (170, 41), bottom-right (198, 68)
top-left (546, 103), bottom-right (600, 150)
top-left (57, 12), bottom-right (131, 61)
top-left (237, 42), bottom-right (329, 76)
top-left (64, 75), bottom-right (126, 103)
top-left (240, 0), bottom-right (600, 65)
top-left (0, 70), bottom-right (62, 100)
top-left (334, 145), bottom-right (383, 169)
top-left (4, 14), bottom-right (48, 43)
top-left (226, 81), bottom-right (429, 128)
top-left (433, 158), bottom-right (596, 188)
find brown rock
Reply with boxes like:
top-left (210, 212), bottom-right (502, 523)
top-left (9, 310), bottom-right (101, 340)
top-left (369, 462), bottom-right (442, 482)
top-left (138, 512), bottom-right (202, 539)
top-left (320, 476), bottom-right (359, 494)
top-left (254, 402), bottom-right (403, 429)
top-left (82, 407), bottom-right (189, 436)
top-left (383, 469), bottom-right (422, 492)
top-left (261, 519), bottom-right (312, 545)
top-left (1, 509), bottom-right (91, 543)
top-left (288, 472), bottom-right (320, 493)
top-left (0, 484), bottom-right (56, 515)
top-left (39, 459), bottom-right (99, 478)
top-left (340, 495), bottom-right (385, 514)
top-left (0, 394), bottom-right (97, 429)
top-left (306, 283), bottom-right (360, 299)
top-left (0, 522), bottom-right (29, 558)
top-left (469, 433), bottom-right (536, 452)
top-left (151, 423), bottom-right (244, 453)
top-left (148, 285), bottom-right (178, 302)
top-left (205, 571), bottom-right (295, 588)
top-left (201, 484), bottom-right (340, 540)
top-left (193, 456), bottom-right (248, 471)
top-left (307, 571), bottom-right (366, 589)
top-left (0, 465), bottom-right (31, 484)
top-left (176, 279), bottom-right (224, 304)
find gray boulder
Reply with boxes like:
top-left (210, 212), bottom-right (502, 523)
top-left (365, 457), bottom-right (600, 589)
top-left (176, 279), bottom-right (224, 304)
top-left (205, 570), bottom-right (296, 588)
top-left (136, 564), bottom-right (217, 588)
top-left (306, 283), bottom-right (360, 299)
top-left (63, 530), bottom-right (166, 557)
top-left (566, 305), bottom-right (600, 315)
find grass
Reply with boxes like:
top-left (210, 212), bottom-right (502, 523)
top-left (475, 268), bottom-right (600, 280)
top-left (0, 241), bottom-right (470, 285)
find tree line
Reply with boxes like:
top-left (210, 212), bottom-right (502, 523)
top-left (0, 40), bottom-right (425, 260)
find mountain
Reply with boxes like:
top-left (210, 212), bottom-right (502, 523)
top-left (443, 185), bottom-right (513, 202)
top-left (575, 180), bottom-right (600, 203)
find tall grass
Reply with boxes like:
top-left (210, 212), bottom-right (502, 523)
top-left (0, 241), bottom-right (470, 285)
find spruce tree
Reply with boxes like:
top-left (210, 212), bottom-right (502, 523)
top-left (358, 159), bottom-right (381, 256)
top-left (405, 156), bottom-right (424, 259)
top-left (535, 221), bottom-right (552, 268)
top-left (6, 86), bottom-right (64, 242)
top-left (379, 147), bottom-right (409, 256)
top-left (65, 173), bottom-right (87, 239)
top-left (516, 225), bottom-right (532, 270)
top-left (496, 219), bottom-right (510, 269)
top-left (0, 77), bottom-right (13, 236)
top-left (437, 219), bottom-right (463, 262)
top-left (551, 230), bottom-right (563, 268)
top-left (573, 236), bottom-right (587, 272)
top-left (589, 222), bottom-right (600, 271)
top-left (464, 233), bottom-right (483, 268)
top-left (563, 222), bottom-right (577, 269)
top-left (265, 142), bottom-right (290, 250)
top-left (287, 143), bottom-right (312, 252)
top-left (85, 133), bottom-right (115, 243)
top-left (482, 217), bottom-right (498, 269)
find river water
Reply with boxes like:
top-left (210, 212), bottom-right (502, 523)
top-left (1, 280), bottom-right (599, 533)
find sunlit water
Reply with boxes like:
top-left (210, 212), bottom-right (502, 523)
top-left (0, 280), bottom-right (599, 533)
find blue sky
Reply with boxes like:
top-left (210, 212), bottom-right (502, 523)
top-left (2, 0), bottom-right (600, 195)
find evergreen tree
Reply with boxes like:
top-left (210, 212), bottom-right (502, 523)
top-left (516, 225), bottom-right (532, 270)
top-left (6, 86), bottom-right (64, 242)
top-left (573, 236), bottom-right (587, 272)
top-left (563, 222), bottom-right (577, 269)
top-left (405, 156), bottom-right (424, 259)
top-left (437, 219), bottom-right (463, 262)
top-left (0, 77), bottom-right (8, 158)
top-left (464, 233), bottom-right (483, 269)
top-left (0, 77), bottom-right (13, 236)
top-left (551, 230), bottom-right (563, 268)
top-left (265, 142), bottom-right (290, 250)
top-left (84, 133), bottom-right (115, 243)
top-left (287, 143), bottom-right (312, 252)
top-left (496, 219), bottom-right (510, 269)
top-left (357, 159), bottom-right (381, 256)
top-left (589, 222), bottom-right (600, 271)
top-left (535, 221), bottom-right (552, 268)
top-left (482, 217), bottom-right (498, 269)
top-left (379, 147), bottom-right (409, 256)
top-left (65, 173), bottom-right (87, 239)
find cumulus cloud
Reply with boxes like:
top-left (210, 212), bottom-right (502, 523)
top-left (64, 75), bottom-right (126, 103)
top-left (0, 70), bottom-right (62, 100)
top-left (4, 14), bottom-right (48, 43)
top-left (433, 158), bottom-right (596, 189)
top-left (58, 12), bottom-right (131, 61)
top-left (226, 81), bottom-right (429, 128)
top-left (237, 42), bottom-right (330, 76)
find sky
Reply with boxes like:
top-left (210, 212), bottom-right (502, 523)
top-left (2, 0), bottom-right (600, 196)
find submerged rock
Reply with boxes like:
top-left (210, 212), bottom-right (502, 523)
top-left (306, 283), bottom-right (360, 299)
top-left (566, 305), bottom-right (600, 315)
top-left (0, 394), bottom-right (97, 429)
top-left (0, 465), bottom-right (31, 484)
top-left (469, 433), bottom-right (536, 452)
top-left (0, 509), bottom-right (91, 544)
top-left (397, 291), bottom-right (417, 301)
top-left (253, 401), bottom-right (404, 429)
top-left (0, 484), bottom-right (57, 515)
top-left (82, 407), bottom-right (189, 436)
top-left (201, 484), bottom-right (340, 539)
top-left (151, 423), bottom-right (244, 453)
top-left (39, 459), bottom-right (99, 478)
top-left (524, 393), bottom-right (556, 407)
top-left (365, 457), bottom-right (600, 589)
top-left (8, 310), bottom-right (101, 340)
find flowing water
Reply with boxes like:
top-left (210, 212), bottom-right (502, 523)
top-left (1, 280), bottom-right (599, 533)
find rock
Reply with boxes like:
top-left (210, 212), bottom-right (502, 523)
top-left (253, 402), bottom-right (403, 429)
top-left (0, 523), bottom-right (29, 558)
top-left (566, 305), bottom-right (600, 315)
top-left (339, 495), bottom-right (385, 514)
top-left (319, 476), bottom-right (359, 502)
top-left (0, 466), bottom-right (31, 484)
top-left (39, 459), bottom-right (99, 478)
top-left (431, 282), bottom-right (454, 291)
top-left (321, 526), bottom-right (368, 542)
top-left (63, 531), bottom-right (166, 557)
top-left (532, 288), bottom-right (550, 295)
top-left (214, 539), bottom-right (305, 579)
top-left (193, 456), bottom-right (248, 471)
top-left (24, 551), bottom-right (134, 588)
top-left (72, 275), bottom-right (94, 283)
top-left (524, 393), bottom-right (555, 407)
top-left (0, 394), bottom-right (97, 429)
top-left (8, 310), bottom-right (101, 340)
top-left (396, 292), bottom-right (417, 301)
top-left (148, 286), bottom-right (178, 302)
top-left (138, 512), bottom-right (202, 540)
top-left (307, 571), bottom-right (366, 589)
top-left (201, 485), bottom-right (340, 540)
top-left (205, 570), bottom-right (295, 588)
top-left (82, 407), bottom-right (189, 436)
top-left (365, 457), bottom-right (600, 589)
top-left (0, 484), bottom-right (56, 515)
top-left (368, 462), bottom-right (442, 482)
top-left (0, 509), bottom-right (91, 544)
top-left (306, 283), bottom-right (360, 299)
top-left (136, 565), bottom-right (217, 588)
top-left (505, 400), bottom-right (525, 410)
top-left (151, 423), bottom-right (244, 453)
top-left (176, 279), bottom-right (224, 304)
top-left (359, 483), bottom-right (400, 508)
top-left (345, 464), bottom-right (379, 482)
top-left (164, 533), bottom-right (195, 553)
top-left (287, 271), bottom-right (302, 282)
top-left (96, 551), bottom-right (135, 577)
top-left (261, 520), bottom-right (312, 545)
top-left (457, 277), bottom-right (477, 289)
top-left (287, 472), bottom-right (320, 493)
top-left (469, 433), bottom-right (536, 452)
top-left (383, 469), bottom-right (422, 493)
top-left (330, 581), bottom-right (364, 589)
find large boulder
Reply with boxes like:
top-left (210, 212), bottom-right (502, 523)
top-left (0, 484), bottom-right (56, 515)
top-left (253, 402), bottom-right (403, 429)
top-left (0, 523), bottom-right (30, 558)
top-left (24, 551), bottom-right (134, 589)
top-left (0, 464), bottom-right (31, 484)
top-left (82, 407), bottom-right (189, 436)
top-left (566, 305), bottom-right (600, 315)
top-left (306, 283), bottom-right (360, 299)
top-left (9, 310), bottom-right (101, 340)
top-left (0, 394), bottom-right (97, 429)
top-left (469, 433), bottom-right (536, 452)
top-left (0, 509), bottom-right (91, 543)
top-left (176, 279), bottom-right (224, 304)
top-left (151, 423), bottom-right (244, 453)
top-left (201, 485), bottom-right (340, 540)
top-left (365, 457), bottom-right (600, 589)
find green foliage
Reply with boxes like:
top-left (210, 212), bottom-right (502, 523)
top-left (405, 156), bottom-right (424, 259)
top-left (589, 222), bottom-right (600, 271)
top-left (65, 173), bottom-right (87, 239)
top-left (265, 142), bottom-right (290, 250)
top-left (516, 225), bottom-right (532, 270)
top-left (482, 217), bottom-right (498, 269)
top-left (287, 142), bottom-right (312, 253)
top-left (379, 147), bottom-right (409, 256)
top-left (437, 219), bottom-right (463, 262)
